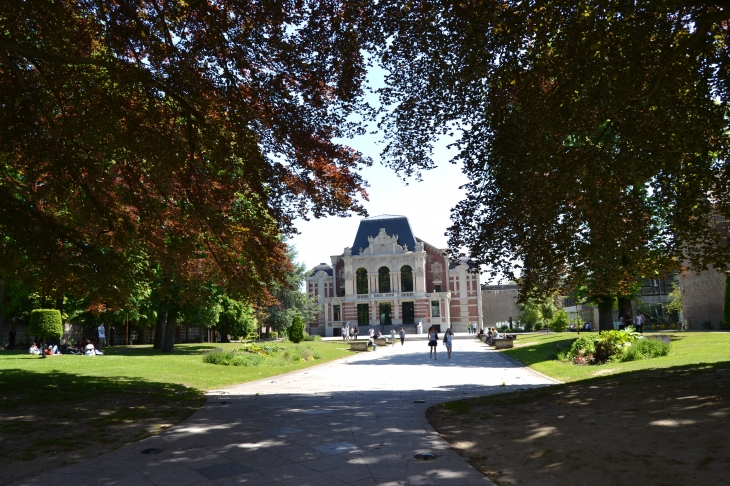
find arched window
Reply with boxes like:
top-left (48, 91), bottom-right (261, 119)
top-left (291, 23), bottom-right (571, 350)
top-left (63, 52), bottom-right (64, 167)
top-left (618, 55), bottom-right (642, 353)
top-left (400, 265), bottom-right (413, 292)
top-left (378, 266), bottom-right (391, 293)
top-left (356, 268), bottom-right (369, 294)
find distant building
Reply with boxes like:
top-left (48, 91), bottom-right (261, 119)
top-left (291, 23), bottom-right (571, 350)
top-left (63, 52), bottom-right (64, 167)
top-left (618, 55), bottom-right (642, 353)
top-left (306, 215), bottom-right (482, 336)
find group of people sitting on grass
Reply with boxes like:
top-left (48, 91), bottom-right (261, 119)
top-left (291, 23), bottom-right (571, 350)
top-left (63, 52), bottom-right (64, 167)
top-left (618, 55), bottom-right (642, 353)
top-left (29, 338), bottom-right (104, 356)
top-left (568, 322), bottom-right (593, 332)
top-left (28, 343), bottom-right (61, 355)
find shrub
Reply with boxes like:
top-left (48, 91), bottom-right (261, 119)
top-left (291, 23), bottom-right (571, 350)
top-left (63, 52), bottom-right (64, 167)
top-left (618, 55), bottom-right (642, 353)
top-left (302, 333), bottom-right (315, 342)
top-left (289, 316), bottom-right (305, 343)
top-left (314, 335), bottom-right (322, 341)
top-left (28, 309), bottom-right (63, 346)
top-left (231, 354), bottom-right (264, 366)
top-left (620, 338), bottom-right (671, 362)
top-left (500, 325), bottom-right (509, 332)
top-left (269, 331), bottom-right (278, 339)
top-left (549, 309), bottom-right (570, 332)
top-left (203, 350), bottom-right (232, 365)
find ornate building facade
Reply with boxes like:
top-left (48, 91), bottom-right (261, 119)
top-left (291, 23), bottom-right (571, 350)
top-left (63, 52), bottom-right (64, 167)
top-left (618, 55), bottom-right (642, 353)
top-left (306, 215), bottom-right (483, 336)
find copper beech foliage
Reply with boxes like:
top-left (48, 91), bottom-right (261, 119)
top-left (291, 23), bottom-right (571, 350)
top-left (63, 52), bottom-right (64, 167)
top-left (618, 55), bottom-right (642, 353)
top-left (379, 0), bottom-right (730, 303)
top-left (0, 0), bottom-right (380, 305)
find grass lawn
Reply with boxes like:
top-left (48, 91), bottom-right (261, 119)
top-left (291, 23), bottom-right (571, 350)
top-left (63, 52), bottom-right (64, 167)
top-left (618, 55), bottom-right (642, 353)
top-left (502, 331), bottom-right (730, 382)
top-left (0, 340), bottom-right (352, 485)
top-left (428, 332), bottom-right (730, 485)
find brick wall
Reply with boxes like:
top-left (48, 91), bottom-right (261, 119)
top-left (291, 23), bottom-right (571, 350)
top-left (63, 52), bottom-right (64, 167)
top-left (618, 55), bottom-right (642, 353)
top-left (682, 266), bottom-right (726, 329)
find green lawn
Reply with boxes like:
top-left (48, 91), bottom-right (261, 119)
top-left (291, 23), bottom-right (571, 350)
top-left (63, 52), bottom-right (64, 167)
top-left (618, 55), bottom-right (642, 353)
top-left (503, 331), bottom-right (730, 382)
top-left (0, 341), bottom-right (352, 391)
top-left (0, 341), bottom-right (352, 484)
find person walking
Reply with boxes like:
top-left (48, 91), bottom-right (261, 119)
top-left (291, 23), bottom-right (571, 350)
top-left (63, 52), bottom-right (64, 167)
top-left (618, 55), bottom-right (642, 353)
top-left (634, 311), bottom-right (644, 334)
top-left (390, 328), bottom-right (396, 346)
top-left (443, 328), bottom-right (454, 359)
top-left (428, 326), bottom-right (439, 360)
top-left (399, 327), bottom-right (406, 346)
top-left (341, 322), bottom-right (347, 341)
top-left (97, 323), bottom-right (106, 350)
top-left (353, 326), bottom-right (359, 341)
top-left (345, 322), bottom-right (351, 342)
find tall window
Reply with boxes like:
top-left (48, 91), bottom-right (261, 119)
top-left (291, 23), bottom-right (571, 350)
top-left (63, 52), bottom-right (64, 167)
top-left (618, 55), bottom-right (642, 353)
top-left (378, 266), bottom-right (391, 293)
top-left (379, 303), bottom-right (392, 325)
top-left (356, 268), bottom-right (368, 294)
top-left (402, 302), bottom-right (415, 324)
top-left (333, 305), bottom-right (341, 322)
top-left (400, 265), bottom-right (413, 292)
top-left (431, 300), bottom-right (440, 317)
top-left (357, 304), bottom-right (369, 325)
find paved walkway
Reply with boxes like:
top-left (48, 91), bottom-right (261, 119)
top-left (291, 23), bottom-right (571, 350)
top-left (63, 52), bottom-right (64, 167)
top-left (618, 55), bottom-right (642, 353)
top-left (25, 338), bottom-right (555, 486)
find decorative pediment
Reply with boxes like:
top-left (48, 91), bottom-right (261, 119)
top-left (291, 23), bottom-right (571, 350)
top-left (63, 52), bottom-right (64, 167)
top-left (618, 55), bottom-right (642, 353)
top-left (363, 228), bottom-right (405, 255)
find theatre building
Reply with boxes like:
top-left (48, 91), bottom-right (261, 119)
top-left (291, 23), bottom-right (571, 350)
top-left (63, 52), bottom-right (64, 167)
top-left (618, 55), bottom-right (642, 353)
top-left (306, 215), bottom-right (483, 336)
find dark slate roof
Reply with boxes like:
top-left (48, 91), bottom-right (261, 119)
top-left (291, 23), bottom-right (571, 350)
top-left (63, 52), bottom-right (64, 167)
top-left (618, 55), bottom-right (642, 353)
top-left (352, 215), bottom-right (417, 254)
top-left (311, 262), bottom-right (333, 276)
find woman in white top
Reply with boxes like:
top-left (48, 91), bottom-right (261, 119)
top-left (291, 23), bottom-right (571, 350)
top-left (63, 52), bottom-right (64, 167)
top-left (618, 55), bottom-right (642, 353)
top-left (29, 343), bottom-right (40, 355)
top-left (443, 328), bottom-right (454, 359)
top-left (428, 326), bottom-right (439, 360)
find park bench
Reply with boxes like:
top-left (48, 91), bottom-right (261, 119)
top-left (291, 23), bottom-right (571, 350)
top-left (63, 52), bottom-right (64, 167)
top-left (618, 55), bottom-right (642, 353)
top-left (349, 341), bottom-right (369, 351)
top-left (492, 338), bottom-right (514, 349)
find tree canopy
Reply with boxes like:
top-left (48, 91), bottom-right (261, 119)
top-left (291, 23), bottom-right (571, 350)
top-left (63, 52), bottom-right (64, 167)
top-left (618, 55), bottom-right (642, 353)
top-left (0, 0), bottom-right (379, 306)
top-left (378, 1), bottom-right (730, 309)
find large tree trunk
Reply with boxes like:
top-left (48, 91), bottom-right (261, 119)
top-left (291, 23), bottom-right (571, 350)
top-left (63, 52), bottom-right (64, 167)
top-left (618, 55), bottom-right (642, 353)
top-left (617, 296), bottom-right (632, 326)
top-left (153, 311), bottom-right (166, 349)
top-left (596, 295), bottom-right (614, 332)
top-left (0, 283), bottom-right (5, 350)
top-left (161, 310), bottom-right (177, 353)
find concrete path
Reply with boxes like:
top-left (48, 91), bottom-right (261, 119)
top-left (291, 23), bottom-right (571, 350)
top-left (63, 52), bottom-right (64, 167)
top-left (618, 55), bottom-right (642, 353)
top-left (24, 338), bottom-right (555, 486)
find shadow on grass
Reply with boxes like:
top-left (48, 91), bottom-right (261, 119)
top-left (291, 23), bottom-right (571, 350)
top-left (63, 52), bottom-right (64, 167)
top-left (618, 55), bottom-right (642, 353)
top-left (0, 368), bottom-right (205, 484)
top-left (428, 360), bottom-right (730, 485)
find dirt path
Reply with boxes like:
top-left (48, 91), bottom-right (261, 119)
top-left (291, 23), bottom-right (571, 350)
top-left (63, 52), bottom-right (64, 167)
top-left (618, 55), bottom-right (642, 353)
top-left (427, 365), bottom-right (730, 485)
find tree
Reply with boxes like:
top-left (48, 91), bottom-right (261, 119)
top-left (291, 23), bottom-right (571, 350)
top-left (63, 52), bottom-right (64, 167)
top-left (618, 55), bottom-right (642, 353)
top-left (261, 246), bottom-right (319, 335)
top-left (0, 0), bottom-right (379, 308)
top-left (724, 274), bottom-right (730, 326)
top-left (378, 1), bottom-right (730, 330)
top-left (28, 309), bottom-right (62, 357)
top-left (665, 282), bottom-right (684, 315)
top-left (217, 297), bottom-right (256, 342)
top-left (289, 316), bottom-right (305, 344)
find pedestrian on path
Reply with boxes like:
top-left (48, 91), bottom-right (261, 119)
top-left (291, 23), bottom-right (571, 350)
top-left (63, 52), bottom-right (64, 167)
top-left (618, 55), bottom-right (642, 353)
top-left (344, 322), bottom-right (350, 342)
top-left (97, 323), bottom-right (106, 350)
top-left (428, 326), bottom-right (439, 360)
top-left (354, 327), bottom-right (359, 341)
top-left (342, 322), bottom-right (347, 341)
top-left (399, 327), bottom-right (405, 345)
top-left (390, 328), bottom-right (396, 346)
top-left (443, 328), bottom-right (454, 359)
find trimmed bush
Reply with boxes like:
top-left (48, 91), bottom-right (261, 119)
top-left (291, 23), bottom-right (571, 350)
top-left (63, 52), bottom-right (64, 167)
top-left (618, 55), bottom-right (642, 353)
top-left (28, 309), bottom-right (63, 343)
top-left (269, 331), bottom-right (279, 339)
top-left (289, 316), bottom-right (305, 343)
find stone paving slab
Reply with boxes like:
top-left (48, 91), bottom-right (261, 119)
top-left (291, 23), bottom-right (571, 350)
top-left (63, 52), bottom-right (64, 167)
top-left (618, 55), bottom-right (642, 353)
top-left (19, 339), bottom-right (555, 486)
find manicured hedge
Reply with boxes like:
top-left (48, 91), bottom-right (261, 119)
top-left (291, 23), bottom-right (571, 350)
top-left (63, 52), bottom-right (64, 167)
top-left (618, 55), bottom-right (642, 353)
top-left (28, 309), bottom-right (63, 340)
top-left (289, 316), bottom-right (305, 343)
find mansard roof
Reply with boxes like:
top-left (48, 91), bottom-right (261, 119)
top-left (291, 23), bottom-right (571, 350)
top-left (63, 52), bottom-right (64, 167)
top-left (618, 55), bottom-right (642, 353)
top-left (352, 215), bottom-right (417, 254)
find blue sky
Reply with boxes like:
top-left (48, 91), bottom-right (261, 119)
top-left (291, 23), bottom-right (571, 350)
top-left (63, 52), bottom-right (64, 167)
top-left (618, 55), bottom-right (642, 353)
top-left (289, 136), bottom-right (469, 273)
